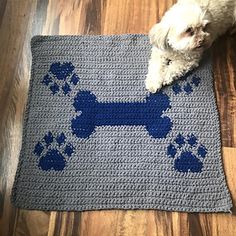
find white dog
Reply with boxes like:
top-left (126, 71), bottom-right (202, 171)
top-left (146, 0), bottom-right (236, 93)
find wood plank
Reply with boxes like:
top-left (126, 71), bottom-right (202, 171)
top-left (0, 0), bottom-right (7, 25)
top-left (211, 148), bottom-right (236, 236)
top-left (213, 35), bottom-right (236, 147)
top-left (0, 1), bottom-right (39, 235)
top-left (13, 210), bottom-right (50, 236)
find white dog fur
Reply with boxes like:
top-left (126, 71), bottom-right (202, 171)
top-left (146, 0), bottom-right (236, 93)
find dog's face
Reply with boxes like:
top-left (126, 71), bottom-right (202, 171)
top-left (149, 2), bottom-right (212, 52)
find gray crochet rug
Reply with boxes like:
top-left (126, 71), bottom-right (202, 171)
top-left (12, 34), bottom-right (232, 212)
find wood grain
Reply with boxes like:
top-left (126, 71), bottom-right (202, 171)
top-left (213, 35), bottom-right (236, 147)
top-left (0, 0), bottom-right (235, 236)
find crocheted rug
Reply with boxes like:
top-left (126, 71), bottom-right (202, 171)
top-left (12, 34), bottom-right (232, 212)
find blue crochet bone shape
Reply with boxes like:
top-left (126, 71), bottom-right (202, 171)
top-left (71, 90), bottom-right (173, 139)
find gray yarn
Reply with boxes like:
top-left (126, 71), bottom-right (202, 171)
top-left (11, 34), bottom-right (232, 212)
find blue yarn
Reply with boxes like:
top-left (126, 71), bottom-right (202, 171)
top-left (167, 133), bottom-right (207, 173)
top-left (42, 74), bottom-right (52, 86)
top-left (42, 62), bottom-right (79, 95)
top-left (43, 132), bottom-right (54, 146)
top-left (62, 82), bottom-right (72, 95)
top-left (175, 134), bottom-right (185, 146)
top-left (187, 134), bottom-right (197, 146)
top-left (191, 75), bottom-right (201, 86)
top-left (56, 133), bottom-right (66, 146)
top-left (70, 73), bottom-right (80, 85)
top-left (49, 62), bottom-right (75, 80)
top-left (71, 90), bottom-right (172, 139)
top-left (34, 132), bottom-right (74, 171)
top-left (167, 144), bottom-right (177, 158)
top-left (198, 145), bottom-right (207, 158)
top-left (172, 73), bottom-right (201, 95)
top-left (34, 142), bottom-right (44, 156)
top-left (49, 82), bottom-right (60, 94)
top-left (183, 82), bottom-right (193, 94)
top-left (172, 83), bottom-right (182, 95)
top-left (64, 144), bottom-right (74, 157)
top-left (174, 151), bottom-right (203, 173)
top-left (39, 149), bottom-right (66, 171)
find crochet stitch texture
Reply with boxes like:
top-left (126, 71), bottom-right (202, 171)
top-left (11, 34), bottom-right (232, 212)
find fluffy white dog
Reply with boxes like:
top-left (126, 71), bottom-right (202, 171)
top-left (146, 0), bottom-right (236, 93)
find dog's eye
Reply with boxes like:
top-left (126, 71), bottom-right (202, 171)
top-left (185, 27), bottom-right (194, 36)
top-left (202, 24), bottom-right (209, 32)
top-left (203, 20), bottom-right (210, 32)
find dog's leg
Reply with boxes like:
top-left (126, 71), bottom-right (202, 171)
top-left (146, 59), bottom-right (165, 93)
top-left (146, 47), bottom-right (168, 93)
top-left (162, 60), bottom-right (199, 86)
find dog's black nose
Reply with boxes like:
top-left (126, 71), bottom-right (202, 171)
top-left (166, 58), bottom-right (172, 65)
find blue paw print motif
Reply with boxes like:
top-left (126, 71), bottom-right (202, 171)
top-left (33, 132), bottom-right (75, 171)
top-left (167, 133), bottom-right (207, 173)
top-left (172, 74), bottom-right (201, 95)
top-left (42, 62), bottom-right (80, 95)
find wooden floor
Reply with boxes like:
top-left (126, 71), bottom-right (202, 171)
top-left (0, 0), bottom-right (235, 235)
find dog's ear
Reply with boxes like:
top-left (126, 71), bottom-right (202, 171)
top-left (149, 23), bottom-right (170, 50)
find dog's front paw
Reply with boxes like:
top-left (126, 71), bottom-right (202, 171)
top-left (145, 75), bottom-right (163, 93)
top-left (162, 70), bottom-right (176, 86)
top-left (162, 78), bottom-right (174, 86)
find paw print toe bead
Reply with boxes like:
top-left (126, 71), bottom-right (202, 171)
top-left (34, 132), bottom-right (75, 171)
top-left (42, 62), bottom-right (80, 96)
top-left (167, 133), bottom-right (207, 173)
top-left (172, 74), bottom-right (201, 95)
